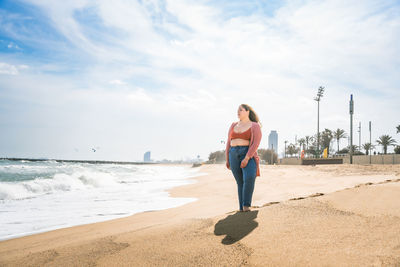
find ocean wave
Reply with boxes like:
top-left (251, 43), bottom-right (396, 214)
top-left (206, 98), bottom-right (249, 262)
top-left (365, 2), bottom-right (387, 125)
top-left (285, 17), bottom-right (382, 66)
top-left (0, 163), bottom-right (203, 240)
top-left (0, 171), bottom-right (120, 200)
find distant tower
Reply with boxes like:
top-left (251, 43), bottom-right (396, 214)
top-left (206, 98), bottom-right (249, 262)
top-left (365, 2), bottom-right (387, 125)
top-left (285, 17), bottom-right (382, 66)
top-left (144, 151), bottom-right (151, 162)
top-left (268, 131), bottom-right (278, 153)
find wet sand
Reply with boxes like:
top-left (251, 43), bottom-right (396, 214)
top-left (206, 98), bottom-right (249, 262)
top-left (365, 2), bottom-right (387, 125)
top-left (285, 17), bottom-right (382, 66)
top-left (1, 164), bottom-right (400, 266)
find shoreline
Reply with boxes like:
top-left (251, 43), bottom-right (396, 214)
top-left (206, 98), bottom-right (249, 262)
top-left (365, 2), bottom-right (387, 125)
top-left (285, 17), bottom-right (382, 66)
top-left (0, 163), bottom-right (205, 241)
top-left (0, 157), bottom-right (200, 165)
top-left (1, 164), bottom-right (400, 266)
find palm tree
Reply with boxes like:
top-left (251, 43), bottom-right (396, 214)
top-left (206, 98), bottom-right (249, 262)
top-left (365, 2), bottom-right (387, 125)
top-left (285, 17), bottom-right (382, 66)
top-left (284, 140), bottom-right (288, 158)
top-left (309, 134), bottom-right (320, 157)
top-left (362, 143), bottom-right (375, 155)
top-left (298, 138), bottom-right (306, 156)
top-left (376, 135), bottom-right (397, 154)
top-left (287, 144), bottom-right (298, 157)
top-left (304, 136), bottom-right (313, 156)
top-left (397, 125), bottom-right (400, 134)
top-left (321, 129), bottom-right (333, 155)
top-left (304, 136), bottom-right (312, 150)
top-left (347, 145), bottom-right (359, 154)
top-left (333, 128), bottom-right (347, 153)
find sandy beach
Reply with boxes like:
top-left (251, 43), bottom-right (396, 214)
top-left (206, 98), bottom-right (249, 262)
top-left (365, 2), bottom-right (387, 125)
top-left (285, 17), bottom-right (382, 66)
top-left (1, 163), bottom-right (400, 266)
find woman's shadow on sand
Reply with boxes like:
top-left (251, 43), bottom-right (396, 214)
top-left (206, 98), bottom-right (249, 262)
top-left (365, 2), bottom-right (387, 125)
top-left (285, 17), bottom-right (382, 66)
top-left (214, 210), bottom-right (259, 245)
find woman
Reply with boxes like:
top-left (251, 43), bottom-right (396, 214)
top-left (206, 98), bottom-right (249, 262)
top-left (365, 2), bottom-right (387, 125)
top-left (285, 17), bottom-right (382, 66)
top-left (225, 104), bottom-right (262, 212)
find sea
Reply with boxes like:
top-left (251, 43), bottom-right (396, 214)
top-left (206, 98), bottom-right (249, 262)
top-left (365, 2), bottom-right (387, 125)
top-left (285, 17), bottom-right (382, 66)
top-left (0, 159), bottom-right (203, 241)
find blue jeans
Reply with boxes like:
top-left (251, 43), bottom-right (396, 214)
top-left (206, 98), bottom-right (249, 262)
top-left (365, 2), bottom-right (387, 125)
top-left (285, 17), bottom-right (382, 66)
top-left (229, 146), bottom-right (257, 211)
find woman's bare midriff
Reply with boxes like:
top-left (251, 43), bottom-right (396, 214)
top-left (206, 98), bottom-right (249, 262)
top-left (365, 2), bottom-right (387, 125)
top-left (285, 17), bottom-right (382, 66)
top-left (230, 138), bottom-right (250, 147)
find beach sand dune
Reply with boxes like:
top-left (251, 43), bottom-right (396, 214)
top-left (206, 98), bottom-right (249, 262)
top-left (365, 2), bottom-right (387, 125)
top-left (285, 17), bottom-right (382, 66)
top-left (1, 164), bottom-right (400, 266)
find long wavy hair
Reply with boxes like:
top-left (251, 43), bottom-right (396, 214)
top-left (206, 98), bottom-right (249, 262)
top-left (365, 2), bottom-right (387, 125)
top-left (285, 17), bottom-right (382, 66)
top-left (241, 104), bottom-right (262, 127)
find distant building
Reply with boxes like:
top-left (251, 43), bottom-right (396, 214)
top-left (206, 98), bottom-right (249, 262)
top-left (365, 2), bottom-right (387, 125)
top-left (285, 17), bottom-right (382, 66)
top-left (143, 151), bottom-right (151, 162)
top-left (268, 131), bottom-right (278, 153)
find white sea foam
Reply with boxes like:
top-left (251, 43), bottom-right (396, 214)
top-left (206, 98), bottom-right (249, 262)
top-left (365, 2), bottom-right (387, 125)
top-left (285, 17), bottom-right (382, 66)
top-left (0, 171), bottom-right (121, 200)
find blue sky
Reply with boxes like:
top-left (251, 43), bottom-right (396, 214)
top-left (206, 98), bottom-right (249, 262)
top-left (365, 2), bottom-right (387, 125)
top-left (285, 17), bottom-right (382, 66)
top-left (1, 0), bottom-right (400, 161)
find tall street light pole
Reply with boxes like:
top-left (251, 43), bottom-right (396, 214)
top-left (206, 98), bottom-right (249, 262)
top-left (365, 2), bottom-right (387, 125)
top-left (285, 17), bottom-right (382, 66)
top-left (369, 121), bottom-right (372, 164)
top-left (349, 94), bottom-right (354, 164)
top-left (360, 122), bottom-right (362, 150)
top-left (314, 86), bottom-right (325, 158)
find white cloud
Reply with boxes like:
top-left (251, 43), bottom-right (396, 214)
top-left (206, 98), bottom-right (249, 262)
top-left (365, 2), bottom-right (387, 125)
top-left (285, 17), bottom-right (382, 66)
top-left (7, 42), bottom-right (21, 50)
top-left (2, 0), bottom-right (400, 159)
top-left (0, 62), bottom-right (19, 75)
top-left (0, 63), bottom-right (29, 75)
top-left (127, 87), bottom-right (155, 105)
top-left (109, 79), bottom-right (127, 85)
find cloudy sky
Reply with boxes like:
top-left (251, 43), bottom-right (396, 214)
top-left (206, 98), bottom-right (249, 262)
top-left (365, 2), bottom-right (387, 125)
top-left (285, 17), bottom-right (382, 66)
top-left (1, 0), bottom-right (399, 161)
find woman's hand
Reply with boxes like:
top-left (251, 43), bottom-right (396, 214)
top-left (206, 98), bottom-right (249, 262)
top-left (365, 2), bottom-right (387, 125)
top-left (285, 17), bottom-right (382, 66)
top-left (226, 161), bottom-right (230, 170)
top-left (240, 156), bottom-right (250, 168)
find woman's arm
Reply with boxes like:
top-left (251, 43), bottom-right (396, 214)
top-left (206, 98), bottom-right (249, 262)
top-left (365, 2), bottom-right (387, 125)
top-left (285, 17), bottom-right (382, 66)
top-left (245, 123), bottom-right (262, 159)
